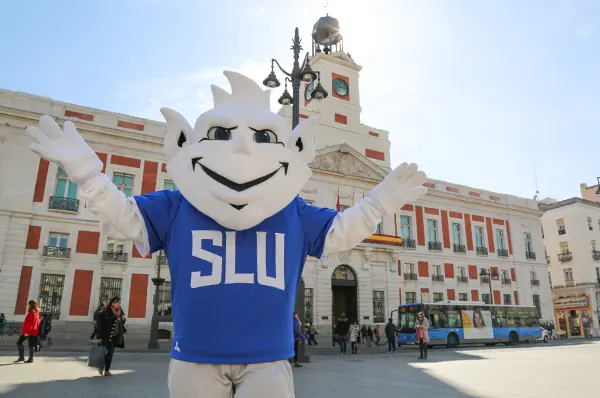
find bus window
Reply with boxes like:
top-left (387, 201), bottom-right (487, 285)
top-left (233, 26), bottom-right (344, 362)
top-left (446, 307), bottom-right (463, 328)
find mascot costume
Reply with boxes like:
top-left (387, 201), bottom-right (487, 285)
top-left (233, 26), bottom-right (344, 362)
top-left (25, 71), bottom-right (427, 397)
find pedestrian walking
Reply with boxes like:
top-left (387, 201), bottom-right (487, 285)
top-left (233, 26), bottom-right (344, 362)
top-left (360, 324), bottom-right (367, 343)
top-left (366, 325), bottom-right (373, 348)
top-left (0, 313), bottom-right (6, 336)
top-left (37, 313), bottom-right (52, 350)
top-left (97, 297), bottom-right (126, 376)
top-left (293, 312), bottom-right (306, 368)
top-left (332, 324), bottom-right (337, 347)
top-left (335, 313), bottom-right (349, 354)
top-left (374, 324), bottom-right (381, 346)
top-left (15, 300), bottom-right (40, 363)
top-left (414, 312), bottom-right (430, 360)
top-left (307, 322), bottom-right (318, 345)
top-left (90, 302), bottom-right (105, 342)
top-left (385, 318), bottom-right (397, 353)
top-left (348, 320), bottom-right (360, 354)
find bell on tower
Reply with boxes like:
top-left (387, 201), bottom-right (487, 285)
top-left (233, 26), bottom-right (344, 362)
top-left (311, 14), bottom-right (343, 56)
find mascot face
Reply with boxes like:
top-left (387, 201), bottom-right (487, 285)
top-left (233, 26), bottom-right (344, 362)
top-left (161, 71), bottom-right (319, 230)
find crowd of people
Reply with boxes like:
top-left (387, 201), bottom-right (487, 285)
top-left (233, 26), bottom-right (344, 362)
top-left (327, 314), bottom-right (400, 355)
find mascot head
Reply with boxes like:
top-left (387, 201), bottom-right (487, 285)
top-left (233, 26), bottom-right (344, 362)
top-left (161, 71), bottom-right (318, 230)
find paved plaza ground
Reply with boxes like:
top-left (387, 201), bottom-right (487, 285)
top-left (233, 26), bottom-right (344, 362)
top-left (0, 340), bottom-right (597, 397)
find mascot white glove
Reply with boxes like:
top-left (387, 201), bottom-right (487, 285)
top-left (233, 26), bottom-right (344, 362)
top-left (369, 162), bottom-right (428, 216)
top-left (26, 115), bottom-right (104, 184)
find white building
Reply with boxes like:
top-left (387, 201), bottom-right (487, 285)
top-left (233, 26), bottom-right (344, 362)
top-left (540, 197), bottom-right (600, 337)
top-left (0, 34), bottom-right (553, 340)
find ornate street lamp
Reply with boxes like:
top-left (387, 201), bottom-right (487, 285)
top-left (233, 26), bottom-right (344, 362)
top-left (262, 28), bottom-right (329, 364)
top-left (148, 253), bottom-right (166, 349)
top-left (479, 268), bottom-right (498, 305)
top-left (262, 27), bottom-right (328, 130)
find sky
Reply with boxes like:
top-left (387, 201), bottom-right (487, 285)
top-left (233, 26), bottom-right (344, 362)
top-left (1, 0), bottom-right (599, 201)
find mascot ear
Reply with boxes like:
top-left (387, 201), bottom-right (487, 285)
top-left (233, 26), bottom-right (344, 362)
top-left (160, 107), bottom-right (193, 160)
top-left (288, 116), bottom-right (319, 165)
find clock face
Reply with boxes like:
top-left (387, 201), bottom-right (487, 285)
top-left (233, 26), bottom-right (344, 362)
top-left (333, 78), bottom-right (349, 97)
top-left (305, 81), bottom-right (315, 101)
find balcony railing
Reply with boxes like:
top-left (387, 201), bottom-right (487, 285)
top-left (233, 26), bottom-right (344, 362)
top-left (558, 252), bottom-right (572, 262)
top-left (558, 228), bottom-right (566, 235)
top-left (404, 272), bottom-right (418, 281)
top-left (498, 249), bottom-right (509, 258)
top-left (531, 279), bottom-right (540, 286)
top-left (401, 239), bottom-right (416, 249)
top-left (102, 251), bottom-right (128, 263)
top-left (476, 246), bottom-right (488, 256)
top-left (525, 251), bottom-right (536, 260)
top-left (546, 255), bottom-right (550, 264)
top-left (432, 274), bottom-right (445, 282)
top-left (593, 250), bottom-right (600, 261)
top-left (480, 276), bottom-right (490, 283)
top-left (428, 241), bottom-right (442, 251)
top-left (453, 244), bottom-right (466, 253)
top-left (157, 252), bottom-right (168, 266)
top-left (457, 275), bottom-right (469, 283)
top-left (42, 246), bottom-right (71, 259)
top-left (48, 196), bottom-right (79, 212)
top-left (501, 278), bottom-right (512, 285)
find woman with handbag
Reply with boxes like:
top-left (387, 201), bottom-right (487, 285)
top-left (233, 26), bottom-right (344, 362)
top-left (414, 312), bottom-right (429, 360)
top-left (15, 300), bottom-right (40, 363)
top-left (96, 297), bottom-right (126, 376)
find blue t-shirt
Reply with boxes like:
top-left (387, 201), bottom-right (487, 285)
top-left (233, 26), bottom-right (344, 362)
top-left (134, 191), bottom-right (337, 364)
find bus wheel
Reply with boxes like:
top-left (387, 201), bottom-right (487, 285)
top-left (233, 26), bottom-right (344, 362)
top-left (508, 332), bottom-right (519, 345)
top-left (447, 333), bottom-right (459, 348)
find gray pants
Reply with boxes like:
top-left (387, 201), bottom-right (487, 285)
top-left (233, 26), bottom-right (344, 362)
top-left (168, 358), bottom-right (295, 398)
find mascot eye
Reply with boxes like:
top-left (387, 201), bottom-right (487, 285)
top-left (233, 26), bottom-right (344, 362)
top-left (252, 129), bottom-right (278, 144)
top-left (207, 126), bottom-right (234, 141)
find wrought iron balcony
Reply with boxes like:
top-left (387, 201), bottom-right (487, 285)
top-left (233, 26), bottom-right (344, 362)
top-left (428, 241), bottom-right (442, 251)
top-left (593, 250), bottom-right (600, 261)
top-left (403, 272), bottom-right (418, 281)
top-left (531, 279), bottom-right (540, 286)
top-left (501, 277), bottom-right (512, 285)
top-left (157, 251), bottom-right (168, 266)
top-left (558, 251), bottom-right (572, 262)
top-left (432, 274), bottom-right (445, 282)
top-left (102, 251), bottom-right (128, 263)
top-left (498, 249), bottom-right (509, 257)
top-left (457, 275), bottom-right (469, 283)
top-left (476, 246), bottom-right (488, 256)
top-left (525, 251), bottom-right (536, 260)
top-left (401, 239), bottom-right (416, 249)
top-left (42, 246), bottom-right (71, 259)
top-left (558, 228), bottom-right (566, 235)
top-left (546, 255), bottom-right (550, 264)
top-left (453, 244), bottom-right (466, 253)
top-left (480, 276), bottom-right (490, 283)
top-left (48, 196), bottom-right (79, 212)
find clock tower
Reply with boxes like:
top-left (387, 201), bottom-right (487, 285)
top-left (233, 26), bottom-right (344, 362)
top-left (278, 15), bottom-right (391, 170)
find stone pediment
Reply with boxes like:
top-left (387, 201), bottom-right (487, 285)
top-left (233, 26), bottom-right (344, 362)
top-left (309, 144), bottom-right (387, 181)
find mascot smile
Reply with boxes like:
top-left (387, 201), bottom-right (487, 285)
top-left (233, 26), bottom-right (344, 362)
top-left (26, 71), bottom-right (427, 398)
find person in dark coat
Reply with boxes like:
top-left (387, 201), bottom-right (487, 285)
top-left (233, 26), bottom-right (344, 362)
top-left (385, 318), bottom-right (397, 353)
top-left (335, 314), bottom-right (349, 354)
top-left (37, 313), bottom-right (52, 351)
top-left (292, 312), bottom-right (306, 368)
top-left (96, 297), bottom-right (126, 376)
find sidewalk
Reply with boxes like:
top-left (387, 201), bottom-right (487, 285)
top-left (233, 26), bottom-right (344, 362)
top-left (0, 336), bottom-right (172, 353)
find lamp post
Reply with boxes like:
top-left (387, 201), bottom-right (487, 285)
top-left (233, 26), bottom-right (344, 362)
top-left (148, 253), bottom-right (166, 349)
top-left (479, 268), bottom-right (498, 305)
top-left (262, 27), bottom-right (328, 130)
top-left (596, 177), bottom-right (600, 194)
top-left (262, 28), bottom-right (328, 363)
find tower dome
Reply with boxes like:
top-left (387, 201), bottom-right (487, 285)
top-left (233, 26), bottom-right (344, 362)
top-left (311, 14), bottom-right (344, 55)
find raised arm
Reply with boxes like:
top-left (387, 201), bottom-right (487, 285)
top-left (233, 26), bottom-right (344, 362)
top-left (26, 116), bottom-right (146, 244)
top-left (321, 162), bottom-right (427, 257)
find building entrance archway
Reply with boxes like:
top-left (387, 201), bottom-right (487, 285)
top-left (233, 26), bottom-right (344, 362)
top-left (331, 265), bottom-right (358, 324)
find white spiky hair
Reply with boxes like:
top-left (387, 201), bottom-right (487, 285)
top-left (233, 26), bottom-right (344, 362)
top-left (210, 71), bottom-right (271, 110)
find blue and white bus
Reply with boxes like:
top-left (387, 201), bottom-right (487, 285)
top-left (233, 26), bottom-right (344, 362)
top-left (397, 301), bottom-right (541, 348)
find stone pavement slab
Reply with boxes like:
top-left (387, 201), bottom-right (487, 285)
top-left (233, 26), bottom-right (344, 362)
top-left (0, 340), bottom-right (598, 397)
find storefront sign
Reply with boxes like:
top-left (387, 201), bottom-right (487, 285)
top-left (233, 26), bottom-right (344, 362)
top-left (553, 296), bottom-right (588, 309)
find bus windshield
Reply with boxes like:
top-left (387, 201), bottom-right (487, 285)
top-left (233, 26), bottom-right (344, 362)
top-left (398, 304), bottom-right (423, 332)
